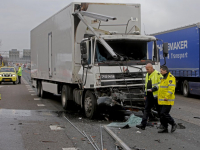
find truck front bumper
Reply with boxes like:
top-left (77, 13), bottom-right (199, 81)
top-left (97, 95), bottom-right (145, 111)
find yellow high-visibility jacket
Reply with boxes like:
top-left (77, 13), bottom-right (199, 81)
top-left (17, 67), bottom-right (22, 76)
top-left (158, 72), bottom-right (176, 105)
top-left (145, 70), bottom-right (163, 98)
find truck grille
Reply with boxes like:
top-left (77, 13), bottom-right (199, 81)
top-left (115, 72), bottom-right (144, 79)
top-left (100, 72), bottom-right (145, 87)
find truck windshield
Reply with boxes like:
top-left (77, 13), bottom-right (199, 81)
top-left (95, 40), bottom-right (151, 62)
top-left (0, 68), bottom-right (15, 72)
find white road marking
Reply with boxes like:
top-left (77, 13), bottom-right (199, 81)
top-left (29, 91), bottom-right (35, 93)
top-left (62, 147), bottom-right (77, 150)
top-left (50, 125), bottom-right (65, 131)
top-left (31, 94), bottom-right (37, 96)
top-left (34, 98), bottom-right (41, 100)
top-left (37, 104), bottom-right (45, 106)
top-left (62, 148), bottom-right (77, 150)
top-left (28, 89), bottom-right (33, 91)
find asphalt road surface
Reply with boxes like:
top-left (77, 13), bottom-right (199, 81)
top-left (0, 68), bottom-right (199, 150)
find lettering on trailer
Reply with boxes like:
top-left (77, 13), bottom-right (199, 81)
top-left (157, 40), bottom-right (188, 51)
top-left (157, 40), bottom-right (188, 60)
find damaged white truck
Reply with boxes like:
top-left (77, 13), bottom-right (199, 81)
top-left (31, 2), bottom-right (168, 119)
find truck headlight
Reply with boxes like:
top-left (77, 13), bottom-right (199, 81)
top-left (0, 75), bottom-right (2, 77)
top-left (12, 75), bottom-right (16, 77)
top-left (95, 73), bottom-right (100, 79)
top-left (96, 79), bottom-right (101, 86)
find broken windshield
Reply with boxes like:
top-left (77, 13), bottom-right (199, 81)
top-left (95, 40), bottom-right (153, 63)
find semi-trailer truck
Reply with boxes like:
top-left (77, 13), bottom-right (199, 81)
top-left (151, 23), bottom-right (200, 97)
top-left (31, 2), bottom-right (168, 118)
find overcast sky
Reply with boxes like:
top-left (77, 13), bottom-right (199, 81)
top-left (0, 0), bottom-right (200, 53)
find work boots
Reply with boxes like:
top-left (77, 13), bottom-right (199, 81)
top-left (136, 124), bottom-right (145, 130)
top-left (158, 127), bottom-right (168, 133)
top-left (171, 123), bottom-right (177, 133)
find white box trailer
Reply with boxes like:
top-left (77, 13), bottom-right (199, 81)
top-left (31, 2), bottom-right (166, 118)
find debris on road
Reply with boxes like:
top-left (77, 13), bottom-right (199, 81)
top-left (154, 139), bottom-right (161, 143)
top-left (177, 123), bottom-right (186, 129)
top-left (122, 124), bottom-right (130, 129)
top-left (64, 115), bottom-right (102, 150)
top-left (104, 125), bottom-right (132, 150)
top-left (136, 131), bottom-right (141, 134)
top-left (41, 141), bottom-right (57, 143)
top-left (115, 142), bottom-right (123, 150)
top-left (131, 146), bottom-right (146, 150)
top-left (50, 125), bottom-right (65, 131)
top-left (100, 125), bottom-right (104, 150)
top-left (64, 116), bottom-right (85, 137)
top-left (107, 114), bottom-right (142, 128)
top-left (90, 135), bottom-right (100, 150)
top-left (194, 117), bottom-right (200, 119)
top-left (62, 148), bottom-right (78, 150)
top-left (34, 133), bottom-right (40, 135)
top-left (83, 131), bottom-right (99, 150)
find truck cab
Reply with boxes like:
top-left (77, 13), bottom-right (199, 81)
top-left (77, 34), bottom-right (161, 118)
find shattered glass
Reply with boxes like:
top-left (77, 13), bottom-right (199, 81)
top-left (107, 114), bottom-right (142, 128)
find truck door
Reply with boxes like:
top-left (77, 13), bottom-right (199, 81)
top-left (48, 33), bottom-right (53, 77)
top-left (80, 38), bottom-right (94, 88)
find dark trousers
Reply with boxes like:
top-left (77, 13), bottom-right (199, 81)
top-left (18, 76), bottom-right (21, 84)
top-left (141, 96), bottom-right (160, 126)
top-left (160, 105), bottom-right (175, 128)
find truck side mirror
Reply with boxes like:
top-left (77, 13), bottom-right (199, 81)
top-left (163, 42), bottom-right (168, 57)
top-left (80, 41), bottom-right (88, 65)
top-left (80, 42), bottom-right (87, 54)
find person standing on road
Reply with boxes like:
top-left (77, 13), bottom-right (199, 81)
top-left (0, 54), bottom-right (3, 65)
top-left (136, 63), bottom-right (162, 130)
top-left (157, 65), bottom-right (177, 133)
top-left (17, 65), bottom-right (22, 84)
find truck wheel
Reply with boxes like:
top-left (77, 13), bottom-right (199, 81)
top-left (13, 81), bottom-right (17, 85)
top-left (40, 83), bottom-right (47, 98)
top-left (183, 80), bottom-right (190, 97)
top-left (61, 85), bottom-right (68, 109)
top-left (37, 81), bottom-right (41, 97)
top-left (84, 90), bottom-right (97, 119)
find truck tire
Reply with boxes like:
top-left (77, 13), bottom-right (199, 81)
top-left (61, 85), bottom-right (70, 109)
top-left (13, 81), bottom-right (17, 85)
top-left (40, 82), bottom-right (47, 98)
top-left (84, 90), bottom-right (97, 119)
top-left (37, 81), bottom-right (41, 97)
top-left (183, 80), bottom-right (190, 97)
